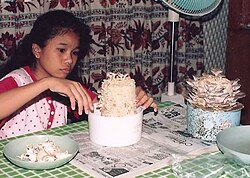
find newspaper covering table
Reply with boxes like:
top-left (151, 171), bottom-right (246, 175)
top-left (70, 102), bottom-right (218, 178)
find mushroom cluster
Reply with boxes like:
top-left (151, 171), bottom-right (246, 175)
top-left (185, 68), bottom-right (245, 111)
top-left (18, 139), bottom-right (71, 162)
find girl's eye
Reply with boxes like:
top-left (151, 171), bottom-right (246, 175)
top-left (58, 48), bottom-right (65, 53)
top-left (73, 50), bottom-right (80, 56)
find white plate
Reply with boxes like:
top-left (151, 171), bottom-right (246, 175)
top-left (216, 126), bottom-right (250, 164)
top-left (3, 135), bottom-right (78, 170)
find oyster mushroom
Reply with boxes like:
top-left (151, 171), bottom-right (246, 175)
top-left (36, 149), bottom-right (48, 162)
top-left (18, 139), bottom-right (71, 162)
top-left (185, 68), bottom-right (245, 111)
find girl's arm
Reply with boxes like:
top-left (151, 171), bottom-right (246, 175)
top-left (0, 77), bottom-right (93, 119)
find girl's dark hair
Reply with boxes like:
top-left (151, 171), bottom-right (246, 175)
top-left (0, 10), bottom-right (91, 79)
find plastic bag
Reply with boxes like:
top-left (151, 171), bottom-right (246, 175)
top-left (171, 152), bottom-right (250, 178)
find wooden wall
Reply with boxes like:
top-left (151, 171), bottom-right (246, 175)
top-left (226, 0), bottom-right (250, 124)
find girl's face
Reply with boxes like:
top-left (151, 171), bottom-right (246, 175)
top-left (32, 31), bottom-right (80, 80)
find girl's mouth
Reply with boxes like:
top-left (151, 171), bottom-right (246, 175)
top-left (61, 68), bottom-right (71, 74)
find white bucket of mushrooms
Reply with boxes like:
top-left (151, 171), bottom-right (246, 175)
top-left (185, 69), bottom-right (245, 141)
top-left (88, 104), bottom-right (143, 147)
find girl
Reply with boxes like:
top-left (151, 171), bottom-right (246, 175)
top-left (0, 10), bottom-right (157, 139)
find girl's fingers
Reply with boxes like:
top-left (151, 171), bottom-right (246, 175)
top-left (48, 78), bottom-right (93, 115)
top-left (150, 102), bottom-right (158, 112)
top-left (77, 83), bottom-right (93, 114)
top-left (67, 91), bottom-right (77, 111)
top-left (71, 82), bottom-right (93, 115)
top-left (135, 87), bottom-right (158, 111)
top-left (136, 90), bottom-right (146, 106)
top-left (70, 84), bottom-right (85, 115)
top-left (136, 94), bottom-right (147, 108)
top-left (141, 96), bottom-right (154, 109)
top-left (138, 96), bottom-right (158, 112)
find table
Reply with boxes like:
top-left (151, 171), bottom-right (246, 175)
top-left (0, 105), bottom-right (249, 177)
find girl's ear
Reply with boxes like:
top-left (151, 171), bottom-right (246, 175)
top-left (32, 43), bottom-right (41, 58)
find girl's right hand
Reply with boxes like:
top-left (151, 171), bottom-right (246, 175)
top-left (44, 77), bottom-right (93, 115)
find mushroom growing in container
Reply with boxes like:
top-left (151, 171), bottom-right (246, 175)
top-left (185, 68), bottom-right (245, 112)
top-left (185, 68), bottom-right (246, 141)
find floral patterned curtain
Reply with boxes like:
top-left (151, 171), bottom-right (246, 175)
top-left (0, 0), bottom-right (204, 101)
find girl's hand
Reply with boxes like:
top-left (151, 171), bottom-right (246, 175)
top-left (135, 86), bottom-right (158, 112)
top-left (45, 77), bottom-right (93, 115)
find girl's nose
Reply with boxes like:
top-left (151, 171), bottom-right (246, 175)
top-left (65, 54), bottom-right (73, 64)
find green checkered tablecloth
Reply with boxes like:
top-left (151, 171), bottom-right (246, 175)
top-left (1, 102), bottom-right (250, 178)
top-left (0, 122), bottom-right (93, 178)
top-left (0, 121), bottom-right (176, 178)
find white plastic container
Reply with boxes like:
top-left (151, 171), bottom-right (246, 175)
top-left (88, 105), bottom-right (143, 147)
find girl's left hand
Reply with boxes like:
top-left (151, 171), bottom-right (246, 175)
top-left (135, 86), bottom-right (158, 112)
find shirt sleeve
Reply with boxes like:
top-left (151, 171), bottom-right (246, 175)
top-left (0, 77), bottom-right (18, 93)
